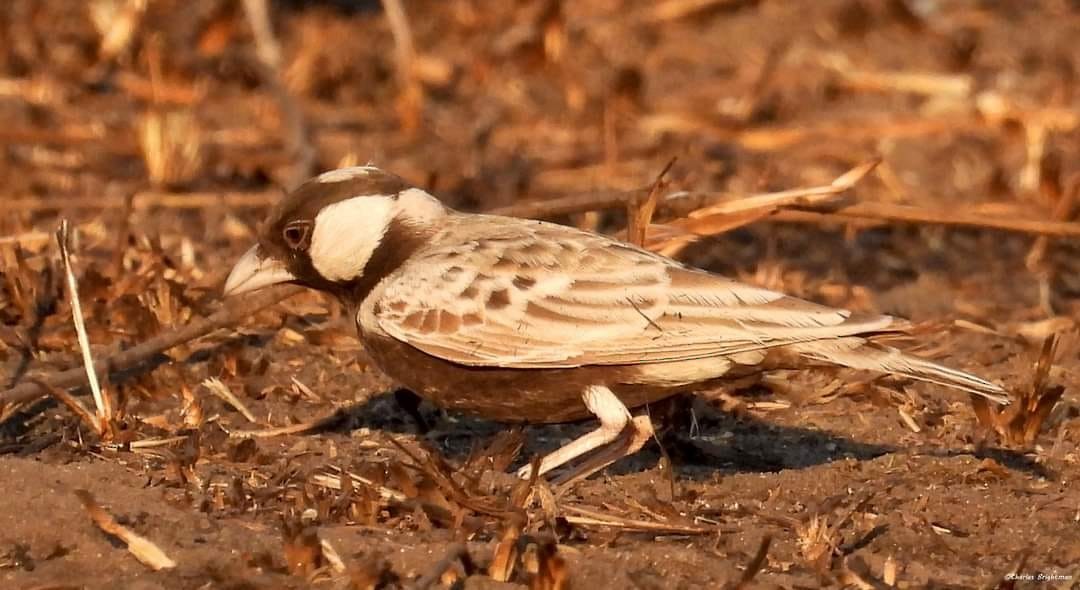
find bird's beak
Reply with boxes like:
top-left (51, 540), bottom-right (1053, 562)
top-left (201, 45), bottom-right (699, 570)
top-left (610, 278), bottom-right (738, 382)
top-left (223, 244), bottom-right (296, 296)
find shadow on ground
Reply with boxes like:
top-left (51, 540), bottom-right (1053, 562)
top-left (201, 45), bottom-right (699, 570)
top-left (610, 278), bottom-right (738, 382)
top-left (328, 389), bottom-right (1050, 480)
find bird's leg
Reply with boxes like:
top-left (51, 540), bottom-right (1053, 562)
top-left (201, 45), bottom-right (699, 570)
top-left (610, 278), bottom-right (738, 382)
top-left (516, 385), bottom-right (653, 482)
top-left (550, 415), bottom-right (654, 487)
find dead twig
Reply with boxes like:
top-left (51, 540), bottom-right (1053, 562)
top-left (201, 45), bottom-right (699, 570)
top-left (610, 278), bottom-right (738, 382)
top-left (320, 538), bottom-right (347, 574)
top-left (560, 504), bottom-right (718, 535)
top-left (76, 489), bottom-right (176, 570)
top-left (56, 220), bottom-right (114, 436)
top-left (494, 158), bottom-right (872, 228)
top-left (123, 435), bottom-right (191, 449)
top-left (648, 158), bottom-right (877, 254)
top-left (413, 543), bottom-right (475, 589)
top-left (645, 0), bottom-right (743, 23)
top-left (225, 409), bottom-right (345, 439)
top-left (727, 535), bottom-right (772, 590)
top-left (202, 377), bottom-right (258, 424)
top-left (489, 516), bottom-right (524, 582)
top-left (310, 467), bottom-right (410, 503)
top-left (0, 284), bottom-right (305, 407)
top-left (626, 157), bottom-right (676, 247)
top-left (242, 0), bottom-right (314, 188)
top-left (242, 0), bottom-right (281, 69)
top-left (381, 0), bottom-right (424, 132)
top-left (828, 65), bottom-right (972, 100)
top-left (640, 113), bottom-right (982, 151)
top-left (0, 76), bottom-right (66, 105)
top-left (771, 202), bottom-right (1080, 238)
top-left (0, 230), bottom-right (55, 246)
top-left (31, 379), bottom-right (101, 436)
top-left (687, 158), bottom-right (875, 219)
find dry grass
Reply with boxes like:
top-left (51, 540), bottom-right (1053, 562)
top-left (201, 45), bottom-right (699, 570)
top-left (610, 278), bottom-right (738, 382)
top-left (137, 109), bottom-right (204, 189)
top-left (1, 1), bottom-right (1079, 587)
top-left (381, 0), bottom-right (424, 133)
top-left (55, 219), bottom-right (114, 438)
top-left (972, 335), bottom-right (1067, 448)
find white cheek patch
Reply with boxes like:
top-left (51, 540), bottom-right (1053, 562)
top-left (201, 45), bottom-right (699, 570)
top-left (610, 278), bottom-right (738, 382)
top-left (395, 187), bottom-right (446, 222)
top-left (309, 195), bottom-right (395, 281)
top-left (314, 166), bottom-right (381, 184)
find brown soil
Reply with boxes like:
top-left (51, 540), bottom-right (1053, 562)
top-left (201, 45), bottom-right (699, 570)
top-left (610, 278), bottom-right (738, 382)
top-left (1, 1), bottom-right (1078, 588)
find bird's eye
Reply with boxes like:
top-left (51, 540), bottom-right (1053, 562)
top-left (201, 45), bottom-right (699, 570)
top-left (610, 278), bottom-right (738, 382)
top-left (282, 222), bottom-right (310, 250)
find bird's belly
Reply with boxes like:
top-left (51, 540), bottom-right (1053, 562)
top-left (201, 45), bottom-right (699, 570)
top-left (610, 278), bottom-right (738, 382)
top-left (360, 332), bottom-right (720, 423)
top-left (631, 357), bottom-right (734, 387)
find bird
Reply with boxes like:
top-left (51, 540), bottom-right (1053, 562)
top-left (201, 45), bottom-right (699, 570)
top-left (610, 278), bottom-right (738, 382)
top-left (224, 166), bottom-right (1010, 484)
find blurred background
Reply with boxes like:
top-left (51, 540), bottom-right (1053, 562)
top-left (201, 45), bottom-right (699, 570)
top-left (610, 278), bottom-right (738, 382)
top-left (1, 2), bottom-right (1079, 587)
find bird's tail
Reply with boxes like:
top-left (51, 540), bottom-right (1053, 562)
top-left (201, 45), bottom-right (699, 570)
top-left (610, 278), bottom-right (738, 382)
top-left (789, 338), bottom-right (1010, 405)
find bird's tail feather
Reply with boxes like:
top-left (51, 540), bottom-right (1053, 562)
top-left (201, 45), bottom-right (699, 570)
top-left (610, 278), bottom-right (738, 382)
top-left (789, 338), bottom-right (1010, 405)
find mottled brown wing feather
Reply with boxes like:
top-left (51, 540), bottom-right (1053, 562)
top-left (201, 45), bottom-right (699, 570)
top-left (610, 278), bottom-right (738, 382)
top-left (372, 215), bottom-right (897, 368)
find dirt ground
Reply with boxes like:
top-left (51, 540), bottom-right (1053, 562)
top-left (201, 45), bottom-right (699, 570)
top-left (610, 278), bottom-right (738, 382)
top-left (1, 0), bottom-right (1079, 588)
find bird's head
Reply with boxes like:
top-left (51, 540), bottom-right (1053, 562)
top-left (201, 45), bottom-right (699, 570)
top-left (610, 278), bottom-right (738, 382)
top-left (224, 166), bottom-right (447, 300)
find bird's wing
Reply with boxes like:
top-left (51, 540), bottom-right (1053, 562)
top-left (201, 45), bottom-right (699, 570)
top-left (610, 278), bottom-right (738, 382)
top-left (371, 216), bottom-right (897, 368)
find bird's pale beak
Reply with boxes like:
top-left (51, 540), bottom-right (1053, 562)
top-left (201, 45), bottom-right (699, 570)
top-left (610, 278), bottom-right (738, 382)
top-left (223, 245), bottom-right (296, 296)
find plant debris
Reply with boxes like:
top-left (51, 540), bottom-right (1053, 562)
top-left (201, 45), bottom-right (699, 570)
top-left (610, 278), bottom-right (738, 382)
top-left (75, 489), bottom-right (176, 571)
top-left (1, 1), bottom-right (1078, 588)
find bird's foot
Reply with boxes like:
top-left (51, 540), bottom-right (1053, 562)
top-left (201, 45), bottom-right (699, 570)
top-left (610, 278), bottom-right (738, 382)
top-left (515, 385), bottom-right (654, 484)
